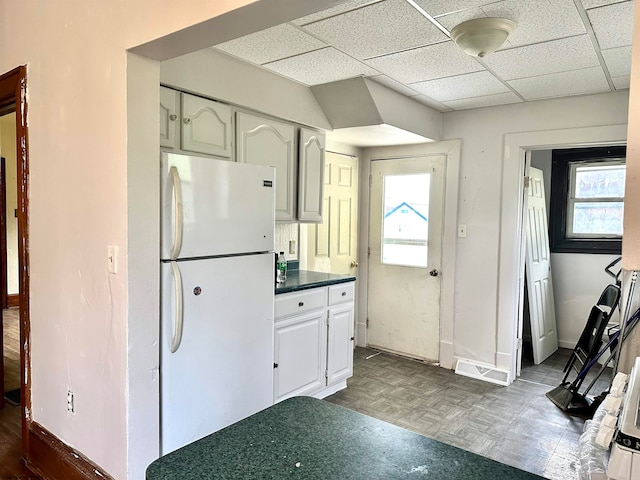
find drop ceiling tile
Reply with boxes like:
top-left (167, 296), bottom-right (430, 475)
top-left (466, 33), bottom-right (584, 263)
top-left (410, 95), bottom-right (452, 111)
top-left (483, 35), bottom-right (599, 80)
top-left (508, 67), bottom-right (610, 100)
top-left (366, 41), bottom-right (483, 83)
top-left (302, 0), bottom-right (448, 60)
top-left (581, 0), bottom-right (630, 9)
top-left (443, 92), bottom-right (522, 110)
top-left (292, 0), bottom-right (381, 26)
top-left (588, 1), bottom-right (634, 49)
top-left (414, 0), bottom-right (493, 16)
top-left (602, 46), bottom-right (632, 77)
top-left (213, 24), bottom-right (326, 65)
top-left (481, 0), bottom-right (586, 47)
top-left (369, 75), bottom-right (420, 96)
top-left (410, 71), bottom-right (510, 101)
top-left (262, 47), bottom-right (379, 86)
top-left (612, 75), bottom-right (630, 89)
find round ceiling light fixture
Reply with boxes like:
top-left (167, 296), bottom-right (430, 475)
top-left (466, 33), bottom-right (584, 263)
top-left (450, 17), bottom-right (516, 58)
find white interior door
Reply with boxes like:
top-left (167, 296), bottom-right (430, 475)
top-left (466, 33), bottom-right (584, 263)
top-left (525, 166), bottom-right (558, 364)
top-left (367, 156), bottom-right (445, 362)
top-left (304, 152), bottom-right (358, 274)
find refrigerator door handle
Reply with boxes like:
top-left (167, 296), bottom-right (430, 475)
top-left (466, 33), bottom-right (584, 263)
top-left (169, 166), bottom-right (183, 260)
top-left (170, 261), bottom-right (184, 353)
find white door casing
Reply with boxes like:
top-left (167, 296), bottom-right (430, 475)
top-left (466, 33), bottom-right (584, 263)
top-left (367, 156), bottom-right (445, 362)
top-left (525, 166), bottom-right (558, 364)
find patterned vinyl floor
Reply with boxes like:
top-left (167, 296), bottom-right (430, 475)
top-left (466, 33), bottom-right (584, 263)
top-left (325, 346), bottom-right (613, 479)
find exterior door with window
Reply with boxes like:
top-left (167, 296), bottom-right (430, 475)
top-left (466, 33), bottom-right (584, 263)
top-left (367, 156), bottom-right (444, 362)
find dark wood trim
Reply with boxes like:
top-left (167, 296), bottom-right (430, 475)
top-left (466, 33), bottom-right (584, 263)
top-left (0, 157), bottom-right (7, 309)
top-left (26, 422), bottom-right (114, 480)
top-left (7, 294), bottom-right (19, 307)
top-left (549, 146), bottom-right (626, 254)
top-left (0, 65), bottom-right (30, 459)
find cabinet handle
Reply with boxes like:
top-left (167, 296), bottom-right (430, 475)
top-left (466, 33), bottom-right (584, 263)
top-left (298, 302), bottom-right (304, 307)
top-left (341, 292), bottom-right (347, 297)
top-left (183, 117), bottom-right (192, 125)
top-left (169, 114), bottom-right (177, 121)
top-left (273, 363), bottom-right (278, 369)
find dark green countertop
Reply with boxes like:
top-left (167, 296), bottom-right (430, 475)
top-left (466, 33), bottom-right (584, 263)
top-left (146, 397), bottom-right (546, 480)
top-left (275, 269), bottom-right (355, 295)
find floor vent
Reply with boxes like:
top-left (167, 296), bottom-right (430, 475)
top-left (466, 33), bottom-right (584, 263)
top-left (455, 359), bottom-right (510, 386)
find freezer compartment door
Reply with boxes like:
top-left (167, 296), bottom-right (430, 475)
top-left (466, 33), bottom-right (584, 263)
top-left (161, 153), bottom-right (275, 260)
top-left (160, 253), bottom-right (275, 454)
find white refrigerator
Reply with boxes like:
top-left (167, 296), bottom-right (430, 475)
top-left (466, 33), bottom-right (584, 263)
top-left (160, 152), bottom-right (275, 455)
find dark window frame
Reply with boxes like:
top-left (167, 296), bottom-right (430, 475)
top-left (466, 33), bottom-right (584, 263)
top-left (549, 146), bottom-right (625, 254)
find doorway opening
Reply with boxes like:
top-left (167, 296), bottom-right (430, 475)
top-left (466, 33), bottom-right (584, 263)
top-left (0, 66), bottom-right (31, 471)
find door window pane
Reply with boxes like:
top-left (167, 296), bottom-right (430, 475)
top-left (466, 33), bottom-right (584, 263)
top-left (382, 173), bottom-right (430, 267)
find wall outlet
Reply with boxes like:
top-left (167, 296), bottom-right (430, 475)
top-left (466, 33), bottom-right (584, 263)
top-left (67, 389), bottom-right (75, 414)
top-left (289, 240), bottom-right (296, 255)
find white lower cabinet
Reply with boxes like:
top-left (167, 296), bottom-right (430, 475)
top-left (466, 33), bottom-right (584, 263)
top-left (274, 282), bottom-right (355, 403)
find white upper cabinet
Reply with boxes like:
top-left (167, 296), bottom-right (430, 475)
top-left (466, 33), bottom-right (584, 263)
top-left (160, 87), bottom-right (180, 149)
top-left (236, 112), bottom-right (296, 222)
top-left (181, 93), bottom-right (232, 158)
top-left (298, 128), bottom-right (326, 223)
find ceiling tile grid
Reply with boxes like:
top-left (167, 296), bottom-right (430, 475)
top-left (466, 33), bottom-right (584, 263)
top-left (443, 92), bottom-right (523, 110)
top-left (214, 23), bottom-right (326, 65)
top-left (301, 0), bottom-right (448, 60)
top-left (365, 41), bottom-right (484, 84)
top-left (587, 1), bottom-right (635, 49)
top-left (508, 66), bottom-right (610, 100)
top-left (482, 35), bottom-right (601, 80)
top-left (262, 47), bottom-right (379, 86)
top-left (602, 45), bottom-right (633, 77)
top-left (208, 0), bottom-right (632, 113)
top-left (409, 70), bottom-right (510, 101)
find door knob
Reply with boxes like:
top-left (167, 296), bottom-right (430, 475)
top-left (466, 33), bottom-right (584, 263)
top-left (351, 261), bottom-right (359, 268)
top-left (429, 269), bottom-right (439, 277)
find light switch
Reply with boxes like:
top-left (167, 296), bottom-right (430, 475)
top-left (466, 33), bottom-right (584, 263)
top-left (458, 224), bottom-right (467, 238)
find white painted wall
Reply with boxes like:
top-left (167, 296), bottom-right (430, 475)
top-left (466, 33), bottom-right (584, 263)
top-left (441, 91), bottom-right (629, 366)
top-left (0, 113), bottom-right (18, 294)
top-left (530, 150), bottom-right (621, 349)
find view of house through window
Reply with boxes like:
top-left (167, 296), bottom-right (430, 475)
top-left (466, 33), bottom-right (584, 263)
top-left (568, 162), bottom-right (625, 237)
top-left (382, 173), bottom-right (430, 267)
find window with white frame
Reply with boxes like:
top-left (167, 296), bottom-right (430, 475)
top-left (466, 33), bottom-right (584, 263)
top-left (550, 146), bottom-right (625, 254)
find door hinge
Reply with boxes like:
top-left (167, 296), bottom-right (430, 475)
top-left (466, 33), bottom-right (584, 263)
top-left (523, 176), bottom-right (530, 188)
top-left (369, 174), bottom-right (372, 187)
top-left (366, 317), bottom-right (369, 328)
top-left (325, 370), bottom-right (328, 379)
top-left (367, 247), bottom-right (371, 258)
top-left (517, 337), bottom-right (523, 350)
top-left (326, 310), bottom-right (330, 325)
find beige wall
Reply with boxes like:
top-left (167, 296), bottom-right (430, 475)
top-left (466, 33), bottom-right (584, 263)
top-left (0, 113), bottom-right (18, 294)
top-left (623, 2), bottom-right (640, 268)
top-left (0, 1), bottom-right (343, 479)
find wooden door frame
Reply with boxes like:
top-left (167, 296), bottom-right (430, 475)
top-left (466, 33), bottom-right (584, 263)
top-left (0, 157), bottom-right (7, 310)
top-left (0, 66), bottom-right (30, 458)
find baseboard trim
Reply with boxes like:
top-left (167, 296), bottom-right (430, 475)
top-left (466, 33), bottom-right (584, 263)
top-left (26, 422), bottom-right (113, 480)
top-left (7, 293), bottom-right (18, 307)
top-left (558, 340), bottom-right (577, 350)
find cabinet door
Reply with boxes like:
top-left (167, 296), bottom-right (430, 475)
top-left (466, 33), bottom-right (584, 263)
top-left (236, 112), bottom-right (296, 222)
top-left (274, 309), bottom-right (327, 402)
top-left (181, 93), bottom-right (232, 157)
top-left (160, 87), bottom-right (180, 149)
top-left (327, 302), bottom-right (354, 385)
top-left (298, 128), bottom-right (326, 223)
